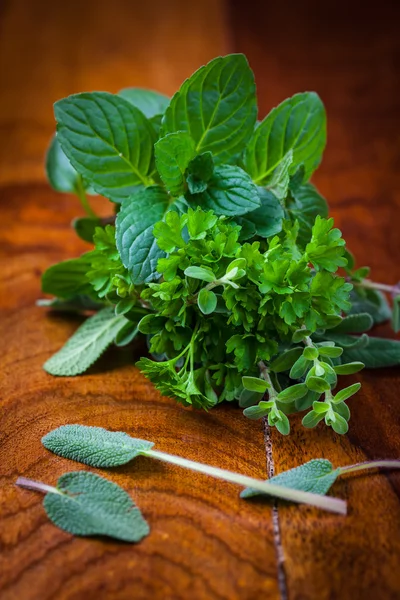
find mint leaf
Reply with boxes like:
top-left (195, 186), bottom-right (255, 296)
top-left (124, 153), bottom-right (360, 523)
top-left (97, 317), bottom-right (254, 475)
top-left (236, 188), bottom-right (284, 239)
top-left (266, 149), bottom-right (293, 200)
top-left (46, 135), bottom-right (96, 195)
top-left (43, 472), bottom-right (149, 542)
top-left (288, 183), bottom-right (328, 247)
top-left (244, 92), bottom-right (326, 184)
top-left (189, 165), bottom-right (260, 216)
top-left (72, 217), bottom-right (102, 243)
top-left (186, 152), bottom-right (214, 194)
top-left (241, 459), bottom-right (339, 499)
top-left (342, 336), bottom-right (400, 368)
top-left (42, 256), bottom-right (94, 298)
top-left (118, 87), bottom-right (169, 118)
top-left (43, 307), bottom-right (128, 376)
top-left (162, 54), bottom-right (257, 164)
top-left (54, 92), bottom-right (156, 201)
top-left (116, 186), bottom-right (170, 283)
top-left (42, 424), bottom-right (154, 467)
top-left (155, 132), bottom-right (196, 196)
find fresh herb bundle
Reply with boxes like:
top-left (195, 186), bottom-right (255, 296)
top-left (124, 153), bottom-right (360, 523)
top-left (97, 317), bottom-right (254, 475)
top-left (41, 54), bottom-right (400, 435)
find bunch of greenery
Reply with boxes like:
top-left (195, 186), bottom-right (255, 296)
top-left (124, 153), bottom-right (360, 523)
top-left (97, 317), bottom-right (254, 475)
top-left (41, 54), bottom-right (400, 436)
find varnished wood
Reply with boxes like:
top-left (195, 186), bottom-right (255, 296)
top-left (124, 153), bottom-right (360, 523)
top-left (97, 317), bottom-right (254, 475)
top-left (1, 0), bottom-right (400, 598)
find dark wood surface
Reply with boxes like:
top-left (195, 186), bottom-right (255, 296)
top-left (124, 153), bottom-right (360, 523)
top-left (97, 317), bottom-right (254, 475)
top-left (1, 1), bottom-right (400, 598)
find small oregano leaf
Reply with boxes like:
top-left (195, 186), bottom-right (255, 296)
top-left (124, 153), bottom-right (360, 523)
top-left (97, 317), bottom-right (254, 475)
top-left (197, 288), bottom-right (217, 314)
top-left (43, 308), bottom-right (128, 376)
top-left (43, 471), bottom-right (149, 542)
top-left (42, 424), bottom-right (154, 466)
top-left (240, 459), bottom-right (339, 499)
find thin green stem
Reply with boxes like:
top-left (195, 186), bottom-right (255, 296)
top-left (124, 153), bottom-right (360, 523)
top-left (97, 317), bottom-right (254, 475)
top-left (338, 460), bottom-right (400, 476)
top-left (354, 280), bottom-right (400, 296)
top-left (143, 449), bottom-right (346, 514)
top-left (75, 176), bottom-right (97, 218)
top-left (16, 477), bottom-right (63, 496)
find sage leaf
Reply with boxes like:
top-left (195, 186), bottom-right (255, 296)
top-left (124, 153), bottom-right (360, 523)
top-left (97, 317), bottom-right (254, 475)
top-left (42, 424), bottom-right (154, 466)
top-left (244, 92), bottom-right (326, 185)
top-left (342, 336), bottom-right (400, 368)
top-left (162, 54), bottom-right (257, 164)
top-left (329, 313), bottom-right (373, 334)
top-left (189, 165), bottom-right (260, 217)
top-left (241, 459), bottom-right (339, 499)
top-left (116, 186), bottom-right (170, 283)
top-left (43, 307), bottom-right (128, 376)
top-left (55, 92), bottom-right (156, 201)
top-left (392, 296), bottom-right (400, 333)
top-left (347, 288), bottom-right (391, 325)
top-left (155, 132), bottom-right (196, 196)
top-left (43, 472), bottom-right (149, 542)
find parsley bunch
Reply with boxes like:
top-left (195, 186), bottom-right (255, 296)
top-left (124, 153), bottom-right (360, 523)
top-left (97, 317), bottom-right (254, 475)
top-left (41, 54), bottom-right (400, 436)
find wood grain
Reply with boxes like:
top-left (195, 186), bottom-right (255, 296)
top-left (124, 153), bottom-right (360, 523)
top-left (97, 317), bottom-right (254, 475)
top-left (231, 0), bottom-right (400, 598)
top-left (1, 0), bottom-right (400, 598)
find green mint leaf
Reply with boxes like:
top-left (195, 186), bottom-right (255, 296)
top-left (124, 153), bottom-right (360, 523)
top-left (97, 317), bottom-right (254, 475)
top-left (333, 362), bottom-right (364, 375)
top-left (42, 424), bottom-right (154, 467)
top-left (42, 256), bottom-right (94, 298)
top-left (72, 217), bottom-right (102, 243)
top-left (118, 87), bottom-right (169, 119)
top-left (154, 132), bottom-right (196, 196)
top-left (341, 336), bottom-right (400, 368)
top-left (197, 288), bottom-right (217, 314)
top-left (43, 307), bottom-right (128, 376)
top-left (266, 149), bottom-right (293, 200)
top-left (188, 165), bottom-right (260, 217)
top-left (184, 266), bottom-right (215, 282)
top-left (162, 54), bottom-right (257, 164)
top-left (46, 135), bottom-right (96, 195)
top-left (186, 152), bottom-right (215, 194)
top-left (54, 92), bottom-right (156, 201)
top-left (288, 183), bottom-right (328, 247)
top-left (236, 188), bottom-right (284, 239)
top-left (242, 376), bottom-right (270, 393)
top-left (43, 471), bottom-right (149, 542)
top-left (392, 296), bottom-right (400, 333)
top-left (329, 312), bottom-right (373, 334)
top-left (244, 92), bottom-right (326, 185)
top-left (241, 459), bottom-right (339, 499)
top-left (116, 186), bottom-right (170, 283)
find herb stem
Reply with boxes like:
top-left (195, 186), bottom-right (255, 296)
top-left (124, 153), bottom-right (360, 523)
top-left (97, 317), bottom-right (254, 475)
top-left (75, 176), bottom-right (97, 218)
top-left (354, 279), bottom-right (400, 296)
top-left (143, 449), bottom-right (347, 514)
top-left (16, 477), bottom-right (62, 496)
top-left (338, 460), bottom-right (400, 476)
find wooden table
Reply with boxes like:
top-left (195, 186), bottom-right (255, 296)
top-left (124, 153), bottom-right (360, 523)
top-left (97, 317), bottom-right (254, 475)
top-left (1, 1), bottom-right (400, 598)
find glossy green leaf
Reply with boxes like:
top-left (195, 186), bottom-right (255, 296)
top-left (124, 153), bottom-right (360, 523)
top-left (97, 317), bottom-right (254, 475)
top-left (244, 92), bottom-right (326, 185)
top-left (118, 87), bottom-right (169, 118)
top-left (72, 217), bottom-right (102, 243)
top-left (43, 307), bottom-right (128, 376)
top-left (162, 54), bottom-right (257, 164)
top-left (43, 471), bottom-right (149, 542)
top-left (155, 132), bottom-right (196, 196)
top-left (189, 165), bottom-right (260, 217)
top-left (266, 149), bottom-right (293, 200)
top-left (46, 135), bottom-right (96, 195)
top-left (55, 92), bottom-right (156, 201)
top-left (116, 186), bottom-right (170, 283)
top-left (186, 152), bottom-right (214, 194)
top-left (288, 183), bottom-right (328, 247)
top-left (42, 424), bottom-right (154, 466)
top-left (236, 188), bottom-right (284, 239)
